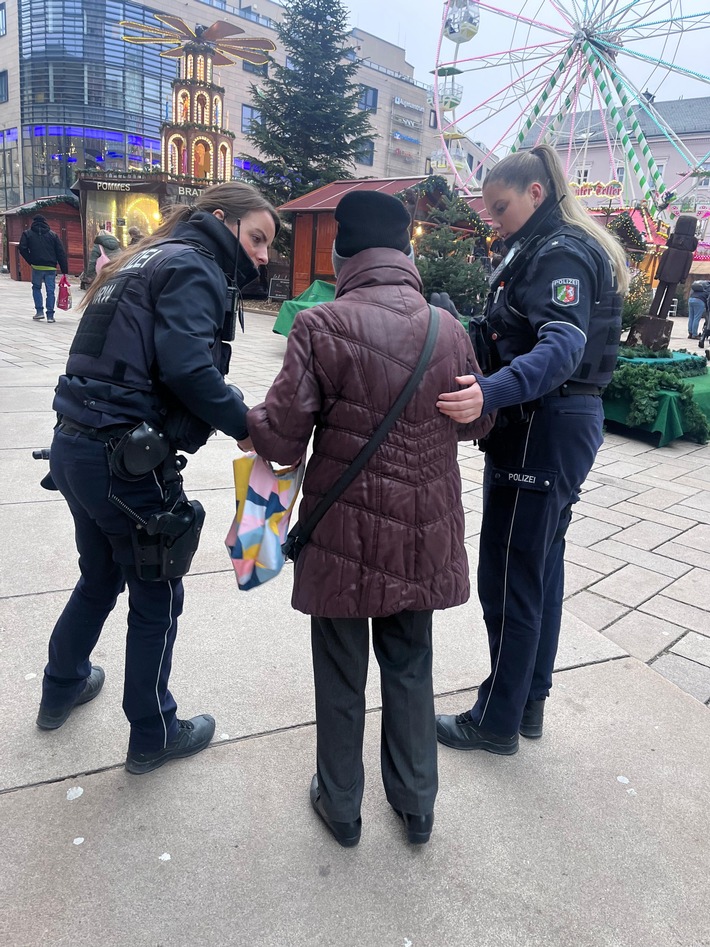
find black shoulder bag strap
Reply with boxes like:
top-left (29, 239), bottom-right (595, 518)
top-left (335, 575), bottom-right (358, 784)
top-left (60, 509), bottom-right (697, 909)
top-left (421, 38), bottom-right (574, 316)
top-left (283, 304), bottom-right (440, 562)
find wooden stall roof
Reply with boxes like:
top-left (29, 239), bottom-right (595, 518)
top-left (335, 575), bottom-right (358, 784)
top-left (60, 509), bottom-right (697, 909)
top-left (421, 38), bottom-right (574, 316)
top-left (278, 177), bottom-right (432, 213)
top-left (3, 195), bottom-right (79, 215)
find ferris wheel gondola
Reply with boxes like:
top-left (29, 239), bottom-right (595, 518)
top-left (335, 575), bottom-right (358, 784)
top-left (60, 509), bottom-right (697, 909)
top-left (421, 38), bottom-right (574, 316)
top-left (433, 1), bottom-right (710, 216)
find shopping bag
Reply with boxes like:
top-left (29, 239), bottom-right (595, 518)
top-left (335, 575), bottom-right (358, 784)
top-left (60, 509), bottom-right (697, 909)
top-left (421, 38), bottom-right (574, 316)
top-left (225, 453), bottom-right (304, 590)
top-left (57, 275), bottom-right (72, 311)
top-left (95, 244), bottom-right (111, 274)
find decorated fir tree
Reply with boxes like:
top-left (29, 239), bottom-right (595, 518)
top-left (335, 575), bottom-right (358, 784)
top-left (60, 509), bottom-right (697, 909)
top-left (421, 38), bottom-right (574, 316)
top-left (240, 0), bottom-right (374, 208)
top-left (413, 193), bottom-right (489, 316)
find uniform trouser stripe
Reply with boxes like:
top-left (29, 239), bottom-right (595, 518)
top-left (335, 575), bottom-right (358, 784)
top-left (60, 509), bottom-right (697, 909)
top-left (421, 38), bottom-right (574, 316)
top-left (478, 412), bottom-right (536, 729)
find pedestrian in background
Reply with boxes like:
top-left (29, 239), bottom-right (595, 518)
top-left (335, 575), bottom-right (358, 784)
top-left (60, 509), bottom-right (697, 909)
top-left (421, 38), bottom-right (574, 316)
top-left (127, 226), bottom-right (144, 246)
top-left (18, 214), bottom-right (68, 323)
top-left (436, 143), bottom-right (629, 756)
top-left (247, 191), bottom-right (493, 847)
top-left (688, 282), bottom-right (707, 340)
top-left (85, 229), bottom-right (122, 283)
top-left (36, 182), bottom-right (278, 775)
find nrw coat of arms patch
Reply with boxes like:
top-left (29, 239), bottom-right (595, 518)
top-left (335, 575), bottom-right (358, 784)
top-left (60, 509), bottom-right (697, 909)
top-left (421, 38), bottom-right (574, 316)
top-left (551, 278), bottom-right (580, 306)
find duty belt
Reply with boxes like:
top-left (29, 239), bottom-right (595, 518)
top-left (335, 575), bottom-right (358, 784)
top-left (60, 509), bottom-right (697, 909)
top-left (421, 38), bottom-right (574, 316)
top-left (57, 419), bottom-right (133, 443)
top-left (550, 381), bottom-right (604, 397)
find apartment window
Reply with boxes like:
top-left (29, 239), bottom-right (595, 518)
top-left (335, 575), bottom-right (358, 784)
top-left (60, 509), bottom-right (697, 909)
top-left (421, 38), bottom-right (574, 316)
top-left (0, 71), bottom-right (7, 104)
top-left (576, 167), bottom-right (590, 185)
top-left (357, 85), bottom-right (378, 112)
top-left (698, 163), bottom-right (710, 187)
top-left (243, 60), bottom-right (267, 77)
top-left (0, 3), bottom-right (6, 37)
top-left (654, 162), bottom-right (665, 179)
top-left (241, 105), bottom-right (261, 134)
top-left (615, 166), bottom-right (625, 183)
top-left (355, 139), bottom-right (374, 166)
top-left (429, 109), bottom-right (438, 129)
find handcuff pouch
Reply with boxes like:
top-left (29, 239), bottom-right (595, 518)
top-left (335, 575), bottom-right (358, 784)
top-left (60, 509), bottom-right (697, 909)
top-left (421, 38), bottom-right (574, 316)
top-left (109, 422), bottom-right (170, 480)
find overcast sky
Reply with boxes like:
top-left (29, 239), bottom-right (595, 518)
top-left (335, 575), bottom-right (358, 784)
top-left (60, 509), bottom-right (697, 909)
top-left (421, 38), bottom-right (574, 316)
top-left (343, 0), bottom-right (710, 105)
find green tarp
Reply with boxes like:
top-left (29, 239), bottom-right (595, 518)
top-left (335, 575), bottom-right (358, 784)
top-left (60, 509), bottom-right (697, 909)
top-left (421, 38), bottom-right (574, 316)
top-left (603, 369), bottom-right (710, 447)
top-left (273, 280), bottom-right (336, 338)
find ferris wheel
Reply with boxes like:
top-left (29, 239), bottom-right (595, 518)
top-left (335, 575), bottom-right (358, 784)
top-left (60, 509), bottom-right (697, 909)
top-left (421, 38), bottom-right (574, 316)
top-left (431, 1), bottom-right (710, 214)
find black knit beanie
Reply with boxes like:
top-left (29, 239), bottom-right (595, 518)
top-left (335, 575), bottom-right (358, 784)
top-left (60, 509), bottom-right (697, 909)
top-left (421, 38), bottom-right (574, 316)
top-left (33, 214), bottom-right (47, 223)
top-left (334, 191), bottom-right (411, 257)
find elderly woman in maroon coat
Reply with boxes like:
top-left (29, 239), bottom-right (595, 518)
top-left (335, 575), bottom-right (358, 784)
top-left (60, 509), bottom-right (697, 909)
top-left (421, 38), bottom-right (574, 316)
top-left (247, 191), bottom-right (492, 847)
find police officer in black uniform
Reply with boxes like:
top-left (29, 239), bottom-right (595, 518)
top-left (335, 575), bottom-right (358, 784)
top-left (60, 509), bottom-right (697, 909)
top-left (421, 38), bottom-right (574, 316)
top-left (435, 144), bottom-right (629, 754)
top-left (36, 182), bottom-right (278, 774)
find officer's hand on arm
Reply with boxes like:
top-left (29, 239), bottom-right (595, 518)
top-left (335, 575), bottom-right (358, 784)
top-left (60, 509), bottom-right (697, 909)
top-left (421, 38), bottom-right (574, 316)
top-left (237, 436), bottom-right (254, 452)
top-left (437, 375), bottom-right (484, 422)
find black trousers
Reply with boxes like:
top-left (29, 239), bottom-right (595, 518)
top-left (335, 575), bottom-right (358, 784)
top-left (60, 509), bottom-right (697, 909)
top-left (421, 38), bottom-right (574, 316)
top-left (311, 610), bottom-right (437, 822)
top-left (472, 394), bottom-right (604, 735)
top-left (42, 428), bottom-right (184, 753)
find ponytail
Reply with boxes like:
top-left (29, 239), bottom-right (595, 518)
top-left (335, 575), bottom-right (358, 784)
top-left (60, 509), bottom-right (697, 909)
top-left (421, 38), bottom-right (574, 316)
top-left (483, 144), bottom-right (629, 295)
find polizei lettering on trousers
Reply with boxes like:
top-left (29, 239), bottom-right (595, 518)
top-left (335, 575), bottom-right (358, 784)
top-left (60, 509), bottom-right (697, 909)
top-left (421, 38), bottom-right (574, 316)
top-left (508, 472), bottom-right (536, 484)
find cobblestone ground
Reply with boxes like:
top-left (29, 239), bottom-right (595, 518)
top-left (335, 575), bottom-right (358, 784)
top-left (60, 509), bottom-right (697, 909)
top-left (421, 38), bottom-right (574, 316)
top-left (1, 271), bottom-right (709, 947)
top-left (2, 272), bottom-right (709, 706)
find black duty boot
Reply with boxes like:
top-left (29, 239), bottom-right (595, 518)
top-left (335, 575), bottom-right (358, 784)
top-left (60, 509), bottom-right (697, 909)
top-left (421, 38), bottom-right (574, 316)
top-left (309, 775), bottom-right (361, 848)
top-left (391, 806), bottom-right (434, 845)
top-left (36, 665), bottom-right (105, 730)
top-left (519, 699), bottom-right (546, 739)
top-left (125, 714), bottom-right (216, 775)
top-left (436, 710), bottom-right (519, 755)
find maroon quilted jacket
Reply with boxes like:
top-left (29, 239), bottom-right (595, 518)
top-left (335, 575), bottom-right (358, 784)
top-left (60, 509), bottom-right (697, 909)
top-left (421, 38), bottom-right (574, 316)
top-left (247, 248), bottom-right (493, 618)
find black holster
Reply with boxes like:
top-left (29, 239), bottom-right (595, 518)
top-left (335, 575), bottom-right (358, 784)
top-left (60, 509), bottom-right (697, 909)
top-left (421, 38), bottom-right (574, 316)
top-left (130, 499), bottom-right (206, 581)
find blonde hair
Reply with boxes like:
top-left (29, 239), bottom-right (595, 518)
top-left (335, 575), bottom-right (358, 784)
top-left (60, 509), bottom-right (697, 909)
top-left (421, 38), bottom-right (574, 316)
top-left (483, 144), bottom-right (629, 295)
top-left (82, 181), bottom-right (279, 309)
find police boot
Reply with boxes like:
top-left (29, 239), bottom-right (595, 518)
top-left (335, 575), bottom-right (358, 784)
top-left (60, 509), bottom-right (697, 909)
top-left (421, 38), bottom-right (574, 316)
top-left (436, 710), bottom-right (519, 755)
top-left (519, 699), bottom-right (546, 739)
top-left (36, 665), bottom-right (105, 730)
top-left (125, 714), bottom-right (216, 775)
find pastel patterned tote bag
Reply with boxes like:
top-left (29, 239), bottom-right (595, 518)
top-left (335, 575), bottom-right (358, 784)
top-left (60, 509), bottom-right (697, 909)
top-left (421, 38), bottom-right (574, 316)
top-left (225, 453), bottom-right (304, 590)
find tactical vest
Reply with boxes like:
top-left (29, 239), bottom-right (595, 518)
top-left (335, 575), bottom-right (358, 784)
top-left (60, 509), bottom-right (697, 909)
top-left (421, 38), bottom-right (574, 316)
top-left (484, 226), bottom-right (622, 387)
top-left (55, 241), bottom-right (231, 449)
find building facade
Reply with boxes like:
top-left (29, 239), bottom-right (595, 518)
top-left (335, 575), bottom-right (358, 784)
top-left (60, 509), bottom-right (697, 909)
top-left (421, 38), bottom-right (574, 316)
top-left (524, 96), bottom-right (710, 240)
top-left (0, 0), bottom-right (459, 212)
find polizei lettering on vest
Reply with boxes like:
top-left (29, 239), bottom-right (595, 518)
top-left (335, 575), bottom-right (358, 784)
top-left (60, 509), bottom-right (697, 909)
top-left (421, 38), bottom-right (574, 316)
top-left (125, 247), bottom-right (164, 270)
top-left (508, 472), bottom-right (536, 484)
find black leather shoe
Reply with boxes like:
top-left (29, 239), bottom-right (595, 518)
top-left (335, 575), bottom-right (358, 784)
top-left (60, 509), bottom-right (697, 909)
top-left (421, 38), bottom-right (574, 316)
top-left (36, 665), bottom-right (105, 730)
top-left (436, 710), bottom-right (519, 754)
top-left (309, 775), bottom-right (361, 848)
top-left (392, 807), bottom-right (434, 844)
top-left (519, 699), bottom-right (545, 739)
top-left (125, 714), bottom-right (216, 775)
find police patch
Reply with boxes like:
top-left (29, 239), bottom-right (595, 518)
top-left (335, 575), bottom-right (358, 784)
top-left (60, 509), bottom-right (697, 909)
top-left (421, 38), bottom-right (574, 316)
top-left (551, 278), bottom-right (580, 307)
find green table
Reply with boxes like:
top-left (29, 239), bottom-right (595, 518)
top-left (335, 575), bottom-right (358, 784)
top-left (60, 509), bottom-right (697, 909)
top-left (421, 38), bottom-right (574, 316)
top-left (273, 280), bottom-right (336, 338)
top-left (603, 369), bottom-right (710, 447)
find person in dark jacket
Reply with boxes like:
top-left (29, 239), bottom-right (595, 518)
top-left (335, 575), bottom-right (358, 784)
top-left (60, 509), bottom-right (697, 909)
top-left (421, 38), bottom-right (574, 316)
top-left (435, 144), bottom-right (629, 755)
top-left (127, 226), bottom-right (144, 246)
top-left (36, 182), bottom-right (279, 775)
top-left (689, 282), bottom-right (708, 341)
top-left (18, 214), bottom-right (68, 323)
top-left (85, 229), bottom-right (122, 282)
top-left (246, 191), bottom-right (493, 847)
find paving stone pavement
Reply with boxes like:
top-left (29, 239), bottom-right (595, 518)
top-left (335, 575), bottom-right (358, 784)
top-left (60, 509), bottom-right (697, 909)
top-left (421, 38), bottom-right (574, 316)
top-left (1, 272), bottom-right (709, 947)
